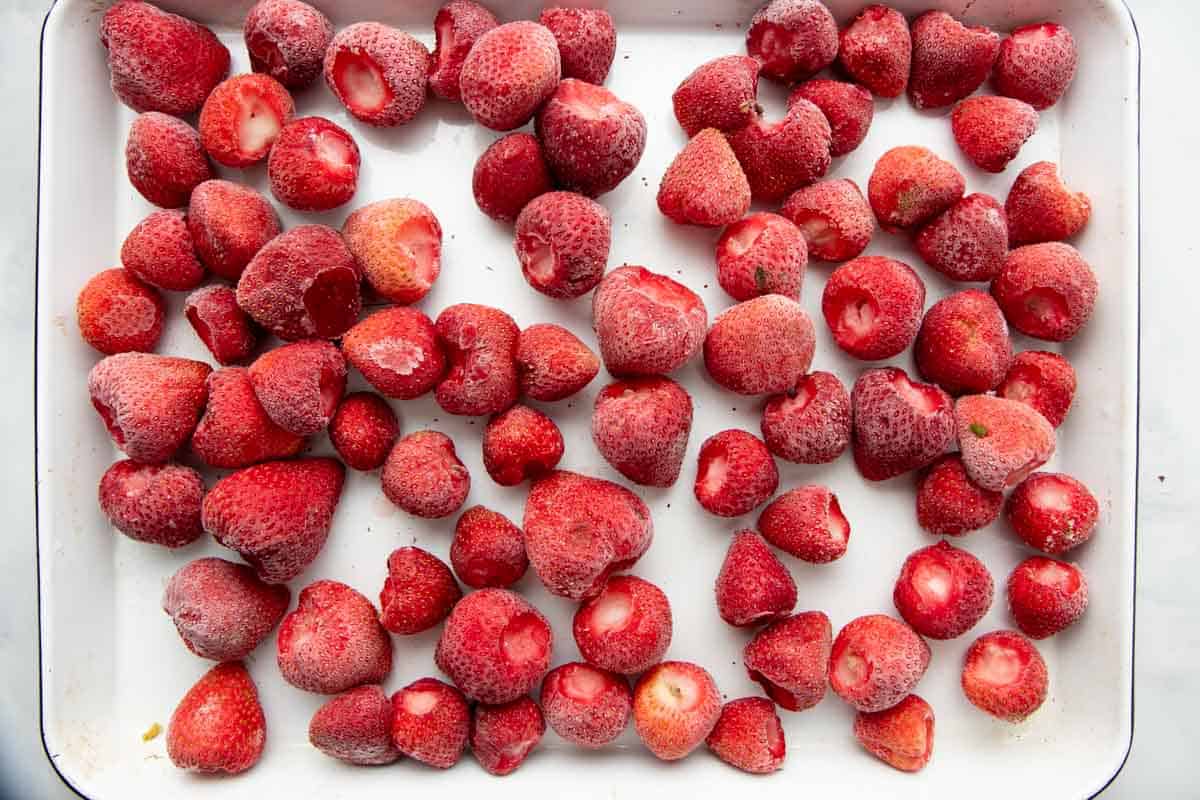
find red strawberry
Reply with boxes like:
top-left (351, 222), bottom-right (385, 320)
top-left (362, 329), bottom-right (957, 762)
top-left (88, 353), bottom-right (211, 463)
top-left (125, 113), bottom-right (213, 209)
top-left (516, 323), bottom-right (599, 401)
top-left (191, 367), bottom-right (304, 469)
top-left (309, 685), bottom-right (401, 766)
top-left (838, 5), bottom-right (911, 98)
top-left (592, 265), bottom-right (707, 376)
top-left (790, 79), bottom-right (873, 157)
top-left (121, 210), bottom-right (204, 291)
top-left (202, 458), bottom-right (345, 584)
top-left (243, 0), bottom-right (333, 91)
top-left (267, 116), bottom-right (361, 212)
top-left (473, 133), bottom-right (554, 223)
top-left (381, 430), bottom-right (470, 519)
top-left (523, 470), bottom-right (653, 600)
top-left (743, 611), bottom-right (831, 711)
top-left (893, 540), bottom-right (994, 640)
top-left (715, 531), bottom-right (797, 627)
top-left (632, 661), bottom-right (722, 761)
top-left (162, 557), bottom-right (290, 661)
top-left (435, 588), bottom-right (553, 704)
top-left (915, 454), bottom-right (1003, 536)
top-left (76, 268), bottom-right (165, 355)
top-left (915, 193), bottom-right (1008, 283)
top-left (185, 286), bottom-right (258, 366)
top-left (991, 243), bottom-right (1098, 341)
top-left (342, 198), bottom-right (442, 305)
top-left (781, 178), bottom-right (875, 262)
top-left (851, 367), bottom-right (955, 481)
top-left (657, 129), bottom-right (751, 227)
top-left (390, 678), bottom-right (470, 768)
top-left (483, 405), bottom-right (564, 486)
top-left (993, 22), bottom-right (1078, 110)
top-left (451, 506), bottom-right (528, 589)
top-left (1005, 161), bottom-right (1092, 246)
top-left (955, 394), bottom-right (1056, 491)
top-left (704, 295), bottom-right (814, 395)
top-left (908, 11), bottom-right (1000, 109)
top-left (329, 392), bottom-right (398, 471)
top-left (868, 145), bottom-right (965, 231)
top-left (574, 575), bottom-right (672, 675)
top-left (761, 371), bottom-right (851, 465)
top-left (758, 485), bottom-right (850, 564)
top-left (470, 697), bottom-right (544, 775)
top-left (727, 99), bottom-right (832, 202)
top-left (829, 614), bottom-right (930, 712)
top-left (952, 96), bottom-right (1038, 173)
top-left (694, 429), bottom-right (779, 517)
top-left (592, 377), bottom-right (693, 487)
top-left (198, 74), bottom-right (294, 167)
top-left (539, 7), bottom-right (616, 84)
top-left (997, 350), bottom-right (1076, 428)
top-left (715, 212), bottom-right (807, 302)
top-left (166, 662), bottom-right (264, 774)
top-left (98, 459), bottom-right (204, 547)
top-left (672, 56), bottom-right (761, 137)
top-left (745, 0), bottom-right (838, 82)
top-left (247, 340), bottom-right (346, 436)
top-left (343, 307), bottom-right (446, 400)
top-left (536, 79), bottom-right (646, 197)
top-left (187, 180), bottom-right (281, 281)
top-left (429, 0), bottom-right (498, 101)
top-left (961, 629), bottom-right (1048, 722)
top-left (853, 694), bottom-right (934, 772)
top-left (278, 579), bottom-right (393, 694)
top-left (822, 256), bottom-right (925, 361)
top-left (1006, 471), bottom-right (1098, 554)
top-left (324, 23), bottom-right (430, 127)
top-left (379, 546), bottom-right (461, 635)
top-left (1007, 556), bottom-right (1088, 639)
top-left (435, 303), bottom-right (520, 416)
top-left (541, 662), bottom-right (632, 748)
top-left (514, 192), bottom-right (611, 299)
top-left (460, 22), bottom-right (561, 131)
top-left (915, 289), bottom-right (1013, 395)
top-left (100, 0), bottom-right (230, 116)
top-left (706, 697), bottom-right (785, 774)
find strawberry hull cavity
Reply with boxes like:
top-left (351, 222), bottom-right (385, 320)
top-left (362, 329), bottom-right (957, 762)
top-left (390, 678), bottom-right (470, 768)
top-left (998, 351), bottom-right (1077, 428)
top-left (782, 178), bottom-right (875, 262)
top-left (745, 0), bottom-right (838, 83)
top-left (343, 198), bottom-right (442, 305)
top-left (893, 540), bottom-right (994, 640)
top-left (469, 697), bottom-right (544, 776)
top-left (822, 256), bottom-right (925, 361)
top-left (829, 614), bottom-right (931, 713)
top-left (961, 630), bottom-right (1048, 722)
top-left (574, 575), bottom-right (673, 675)
top-left (199, 74), bottom-right (294, 168)
top-left (694, 430), bottom-right (780, 517)
top-left (324, 23), bottom-right (430, 127)
top-left (185, 286), bottom-right (259, 366)
top-left (633, 661), bottom-right (722, 760)
top-left (267, 117), bottom-right (361, 212)
top-left (715, 213), bottom-right (808, 302)
top-left (435, 303), bottom-right (520, 416)
top-left (540, 662), bottom-right (633, 747)
top-left (761, 371), bottom-right (851, 465)
top-left (991, 243), bottom-right (1098, 341)
top-left (1007, 556), bottom-right (1089, 638)
top-left (758, 485), bottom-right (850, 564)
top-left (514, 192), bottom-right (611, 299)
top-left (1005, 472), bottom-right (1099, 554)
top-left (429, 0), bottom-right (499, 101)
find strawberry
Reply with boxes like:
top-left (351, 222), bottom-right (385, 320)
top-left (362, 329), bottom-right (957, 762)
top-left (536, 79), bottom-right (646, 197)
top-left (993, 22), bottom-right (1078, 110)
top-left (672, 56), bottom-right (761, 137)
top-left (915, 289), bottom-right (1013, 395)
top-left (1007, 556), bottom-right (1089, 639)
top-left (451, 506), bottom-right (528, 589)
top-left (727, 99), bottom-right (832, 202)
top-left (343, 307), bottom-right (446, 400)
top-left (390, 678), bottom-right (470, 768)
top-left (781, 178), bottom-right (875, 262)
top-left (758, 485), bottom-right (850, 564)
top-left (483, 405), bottom-right (564, 485)
top-left (952, 95), bottom-right (1038, 173)
top-left (125, 113), bottom-right (212, 209)
top-left (278, 579), bottom-right (393, 694)
top-left (853, 694), bottom-right (934, 772)
top-left (381, 430), bottom-right (471, 519)
top-left (187, 180), bottom-right (281, 281)
top-left (715, 212), bottom-right (807, 302)
top-left (829, 614), bottom-right (931, 712)
top-left (342, 198), bottom-right (442, 305)
top-left (98, 459), bottom-right (204, 548)
top-left (592, 265), bottom-right (707, 376)
top-left (573, 575), bottom-right (672, 675)
top-left (632, 661), bottom-right (722, 760)
top-left (185, 286), bottom-right (258, 366)
top-left (706, 697), bottom-right (785, 774)
top-left (743, 611), bottom-right (831, 711)
top-left (541, 662), bottom-right (633, 747)
top-left (166, 662), bottom-right (264, 774)
top-left (470, 697), bottom-right (544, 775)
top-left (915, 193), bottom-right (1008, 283)
top-left (1006, 471), bottom-right (1099, 554)
top-left (893, 540), bottom-right (994, 640)
top-left (329, 392), bottom-right (398, 471)
top-left (473, 133), bottom-right (554, 223)
top-left (851, 367), bottom-right (955, 481)
top-left (267, 116), bottom-right (361, 212)
top-left (191, 367), bottom-right (304, 469)
top-left (694, 429), bottom-right (780, 517)
top-left (539, 7), bottom-right (616, 84)
top-left (516, 323), bottom-right (599, 401)
top-left (745, 0), bottom-right (838, 82)
top-left (704, 295), bottom-right (815, 395)
top-left (960, 629), bottom-right (1048, 722)
top-left (790, 79), bottom-right (874, 156)
top-left (379, 546), bottom-right (462, 635)
top-left (760, 371), bottom-right (851, 465)
top-left (514, 191), bottom-right (611, 299)
top-left (1005, 161), bottom-right (1092, 246)
top-left (908, 11), bottom-right (1000, 109)
top-left (991, 242), bottom-right (1098, 341)
top-left (120, 210), bottom-right (205, 291)
top-left (324, 23), bottom-right (430, 127)
top-left (592, 377), bottom-right (693, 487)
top-left (915, 454), bottom-right (1003, 536)
top-left (435, 303), bottom-right (520, 416)
top-left (868, 145), bottom-right (965, 231)
top-left (198, 73), bottom-right (294, 167)
top-left (76, 268), bottom-right (164, 355)
top-left (460, 22), bottom-right (562, 131)
top-left (247, 340), bottom-right (347, 436)
top-left (838, 5), bottom-right (911, 98)
top-left (997, 350), bottom-right (1077, 428)
top-left (715, 531), bottom-right (797, 627)
top-left (657, 129), bottom-right (751, 227)
top-left (243, 0), bottom-right (333, 91)
top-left (822, 256), bottom-right (925, 361)
top-left (429, 0), bottom-right (499, 101)
top-left (955, 394), bottom-right (1057, 491)
top-left (309, 685), bottom-right (401, 766)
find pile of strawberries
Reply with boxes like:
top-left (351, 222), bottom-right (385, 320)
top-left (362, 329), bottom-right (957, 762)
top-left (77, 0), bottom-right (1100, 781)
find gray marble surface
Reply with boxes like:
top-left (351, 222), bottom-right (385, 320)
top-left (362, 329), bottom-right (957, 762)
top-left (0, 1), bottom-right (1193, 797)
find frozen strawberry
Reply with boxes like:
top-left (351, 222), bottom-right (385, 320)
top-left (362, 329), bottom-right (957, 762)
top-left (915, 289), bottom-right (1013, 395)
top-left (267, 116), bottom-right (361, 212)
top-left (187, 180), bottom-right (281, 281)
top-left (243, 0), bottom-right (333, 90)
top-left (540, 7), bottom-right (616, 84)
top-left (961, 629), bottom-right (1048, 722)
top-left (704, 295), bottom-right (814, 395)
top-left (541, 662), bottom-right (632, 747)
top-left (657, 129), bottom-right (751, 227)
top-left (166, 662), bottom-right (264, 775)
top-left (758, 485), bottom-right (849, 564)
top-left (822, 256), bottom-right (925, 361)
top-left (915, 193), bottom-right (1008, 283)
top-left (451, 506), bottom-right (528, 589)
top-left (460, 21), bottom-right (562, 131)
top-left (99, 459), bottom-right (204, 547)
top-left (191, 367), bottom-right (304, 469)
top-left (470, 697), bottom-right (544, 775)
top-left (908, 11), bottom-right (1000, 109)
top-left (952, 96), bottom-right (1038, 174)
top-left (343, 199), bottom-right (442, 305)
top-left (185, 286), bottom-right (258, 366)
top-left (893, 540), bottom-right (993, 640)
top-left (592, 377), bottom-right (693, 487)
top-left (1005, 161), bottom-right (1092, 246)
top-left (743, 611), bottom-right (831, 711)
top-left (853, 693), bottom-right (934, 772)
top-left (203, 458), bottom-right (345, 584)
top-left (1007, 556), bottom-right (1088, 638)
top-left (706, 697), bottom-right (785, 774)
top-left (956, 395), bottom-right (1056, 491)
top-left (324, 23), bottom-right (430, 127)
top-left (474, 133), bottom-right (554, 222)
top-left (435, 588), bottom-right (553, 704)
top-left (536, 80), bottom-right (646, 197)
top-left (715, 213), bottom-right (807, 302)
top-left (830, 614), bottom-right (930, 712)
top-left (76, 268), bottom-right (165, 355)
top-left (379, 546), bottom-right (462, 635)
top-left (868, 146), bottom-right (965, 231)
top-left (514, 192), bottom-right (611, 299)
top-left (278, 580), bottom-right (392, 694)
top-left (126, 113), bottom-right (213, 209)
top-left (88, 353), bottom-right (211, 463)
top-left (715, 531), bottom-right (797, 627)
top-left (516, 323), bottom-right (599, 401)
top-left (851, 368), bottom-right (955, 482)
top-left (121, 210), bottom-right (204, 291)
top-left (991, 243), bottom-right (1098, 341)
top-left (1006, 471), bottom-right (1098, 554)
top-left (727, 99), bottom-right (832, 202)
top-left (993, 22), bottom-right (1078, 110)
top-left (790, 79), bottom-right (873, 157)
top-left (745, 0), bottom-right (838, 82)
top-left (761, 371), bottom-right (851, 464)
top-left (592, 265), bottom-right (707, 376)
top-left (997, 351), bottom-right (1076, 428)
top-left (915, 454), bottom-right (1003, 536)
top-left (309, 685), bottom-right (401, 766)
top-left (781, 178), bottom-right (875, 262)
top-left (163, 557), bottom-right (290, 661)
top-left (237, 225), bottom-right (360, 341)
top-left (429, 0), bottom-right (499, 101)
top-left (436, 303), bottom-right (520, 416)
top-left (343, 307), bottom-right (446, 400)
top-left (247, 340), bottom-right (346, 436)
top-left (574, 575), bottom-right (672, 675)
top-left (100, 0), bottom-right (230, 116)
top-left (198, 74), bottom-right (294, 167)
top-left (838, 5), bottom-right (911, 98)
top-left (391, 679), bottom-right (470, 769)
top-left (523, 470), bottom-right (653, 600)
top-left (633, 661), bottom-right (722, 760)
top-left (672, 56), bottom-right (761, 137)
top-left (694, 430), bottom-right (779, 517)
top-left (329, 392), bottom-right (399, 471)
top-left (382, 430), bottom-right (470, 518)
top-left (483, 405), bottom-right (564, 485)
